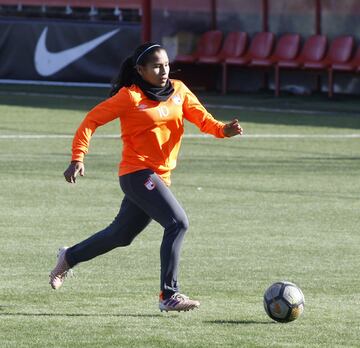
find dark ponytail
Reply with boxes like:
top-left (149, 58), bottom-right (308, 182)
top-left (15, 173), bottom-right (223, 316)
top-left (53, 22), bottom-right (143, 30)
top-left (109, 42), bottom-right (164, 97)
top-left (109, 56), bottom-right (136, 97)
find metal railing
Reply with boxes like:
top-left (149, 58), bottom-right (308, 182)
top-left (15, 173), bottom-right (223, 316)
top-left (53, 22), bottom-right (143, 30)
top-left (0, 1), bottom-right (141, 10)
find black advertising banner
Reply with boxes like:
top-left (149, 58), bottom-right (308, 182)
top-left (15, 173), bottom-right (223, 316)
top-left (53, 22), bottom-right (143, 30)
top-left (0, 19), bottom-right (141, 83)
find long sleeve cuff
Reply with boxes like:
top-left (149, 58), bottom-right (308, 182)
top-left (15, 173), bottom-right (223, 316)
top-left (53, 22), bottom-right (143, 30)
top-left (71, 150), bottom-right (85, 162)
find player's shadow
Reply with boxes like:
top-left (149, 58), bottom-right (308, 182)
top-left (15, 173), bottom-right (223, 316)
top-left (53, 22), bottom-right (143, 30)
top-left (205, 319), bottom-right (275, 325)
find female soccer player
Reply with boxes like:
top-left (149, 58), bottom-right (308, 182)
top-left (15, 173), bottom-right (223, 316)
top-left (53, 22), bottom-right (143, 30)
top-left (49, 42), bottom-right (243, 312)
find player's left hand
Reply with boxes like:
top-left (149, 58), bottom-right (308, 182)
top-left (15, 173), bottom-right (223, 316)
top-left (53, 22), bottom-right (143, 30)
top-left (223, 119), bottom-right (243, 137)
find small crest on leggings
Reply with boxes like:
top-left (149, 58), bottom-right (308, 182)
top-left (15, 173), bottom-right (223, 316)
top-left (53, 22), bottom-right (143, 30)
top-left (144, 177), bottom-right (156, 191)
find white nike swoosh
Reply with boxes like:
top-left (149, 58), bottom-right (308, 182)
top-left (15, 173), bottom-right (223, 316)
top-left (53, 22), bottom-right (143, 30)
top-left (34, 27), bottom-right (120, 76)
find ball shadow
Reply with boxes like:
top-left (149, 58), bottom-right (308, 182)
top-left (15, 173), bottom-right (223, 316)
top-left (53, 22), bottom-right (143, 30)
top-left (204, 319), bottom-right (275, 325)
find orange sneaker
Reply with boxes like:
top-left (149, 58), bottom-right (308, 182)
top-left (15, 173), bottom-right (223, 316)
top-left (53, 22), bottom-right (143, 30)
top-left (159, 292), bottom-right (200, 312)
top-left (49, 247), bottom-right (72, 290)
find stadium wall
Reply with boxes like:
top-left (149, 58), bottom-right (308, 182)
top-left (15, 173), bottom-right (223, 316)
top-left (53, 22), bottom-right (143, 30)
top-left (0, 18), bottom-right (141, 84)
top-left (1, 0), bottom-right (360, 94)
top-left (152, 0), bottom-right (360, 95)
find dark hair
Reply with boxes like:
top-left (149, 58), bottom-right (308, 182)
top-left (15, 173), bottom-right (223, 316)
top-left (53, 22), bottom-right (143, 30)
top-left (109, 42), bottom-right (164, 97)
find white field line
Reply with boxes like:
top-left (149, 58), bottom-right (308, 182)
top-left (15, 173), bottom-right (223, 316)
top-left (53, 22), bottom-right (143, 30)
top-left (0, 90), bottom-right (358, 115)
top-left (0, 91), bottom-right (99, 100)
top-left (0, 79), bottom-right (109, 88)
top-left (205, 103), bottom-right (337, 115)
top-left (0, 93), bottom-right (343, 115)
top-left (0, 134), bottom-right (360, 140)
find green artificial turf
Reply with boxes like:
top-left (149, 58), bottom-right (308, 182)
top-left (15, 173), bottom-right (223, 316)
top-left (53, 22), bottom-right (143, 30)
top-left (0, 86), bottom-right (359, 347)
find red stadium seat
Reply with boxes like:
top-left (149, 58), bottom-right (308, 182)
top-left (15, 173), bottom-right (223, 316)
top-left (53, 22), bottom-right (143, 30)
top-left (300, 35), bottom-right (328, 68)
top-left (275, 35), bottom-right (328, 96)
top-left (222, 32), bottom-right (275, 94)
top-left (193, 32), bottom-right (248, 92)
top-left (302, 35), bottom-right (353, 71)
top-left (271, 34), bottom-right (302, 96)
top-left (174, 30), bottom-right (223, 63)
top-left (224, 32), bottom-right (275, 66)
top-left (251, 33), bottom-right (301, 67)
top-left (301, 35), bottom-right (353, 97)
top-left (327, 37), bottom-right (356, 97)
top-left (350, 45), bottom-right (360, 72)
top-left (329, 45), bottom-right (360, 72)
top-left (198, 31), bottom-right (248, 64)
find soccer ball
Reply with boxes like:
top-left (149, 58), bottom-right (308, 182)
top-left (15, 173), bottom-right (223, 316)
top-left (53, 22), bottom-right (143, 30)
top-left (263, 281), bottom-right (305, 323)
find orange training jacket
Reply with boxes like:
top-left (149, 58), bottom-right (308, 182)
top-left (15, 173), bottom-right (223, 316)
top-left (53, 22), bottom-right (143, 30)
top-left (71, 79), bottom-right (226, 185)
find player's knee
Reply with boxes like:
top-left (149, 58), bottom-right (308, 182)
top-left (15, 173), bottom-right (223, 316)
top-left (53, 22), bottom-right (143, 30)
top-left (115, 236), bottom-right (134, 247)
top-left (107, 225), bottom-right (134, 247)
top-left (181, 215), bottom-right (189, 232)
top-left (172, 214), bottom-right (189, 235)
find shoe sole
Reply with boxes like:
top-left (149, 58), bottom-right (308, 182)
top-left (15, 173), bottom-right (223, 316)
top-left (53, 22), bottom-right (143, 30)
top-left (160, 308), bottom-right (197, 313)
top-left (159, 304), bottom-right (200, 313)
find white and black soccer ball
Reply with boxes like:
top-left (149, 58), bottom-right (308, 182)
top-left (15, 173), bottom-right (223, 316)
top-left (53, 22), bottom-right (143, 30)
top-left (263, 281), bottom-right (305, 323)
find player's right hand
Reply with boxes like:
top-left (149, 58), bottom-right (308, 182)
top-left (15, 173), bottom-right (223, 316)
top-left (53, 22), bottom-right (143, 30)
top-left (64, 161), bottom-right (85, 183)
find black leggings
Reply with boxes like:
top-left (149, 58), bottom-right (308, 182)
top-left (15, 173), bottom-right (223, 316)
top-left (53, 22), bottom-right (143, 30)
top-left (65, 169), bottom-right (189, 297)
